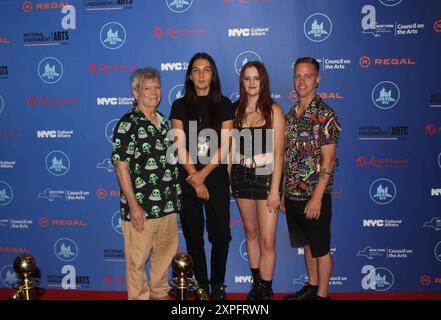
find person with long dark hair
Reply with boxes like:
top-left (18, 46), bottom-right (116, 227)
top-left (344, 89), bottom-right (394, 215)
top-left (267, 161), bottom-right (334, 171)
top-left (230, 61), bottom-right (285, 300)
top-left (170, 52), bottom-right (234, 300)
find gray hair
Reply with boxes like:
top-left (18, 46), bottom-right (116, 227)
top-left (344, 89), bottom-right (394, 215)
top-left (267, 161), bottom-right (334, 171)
top-left (130, 68), bottom-right (161, 91)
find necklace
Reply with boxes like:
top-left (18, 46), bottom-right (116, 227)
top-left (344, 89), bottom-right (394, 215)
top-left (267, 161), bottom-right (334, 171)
top-left (245, 106), bottom-right (257, 115)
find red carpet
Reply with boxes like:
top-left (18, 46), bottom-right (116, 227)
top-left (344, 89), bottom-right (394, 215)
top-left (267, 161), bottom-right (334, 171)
top-left (1, 288), bottom-right (440, 300)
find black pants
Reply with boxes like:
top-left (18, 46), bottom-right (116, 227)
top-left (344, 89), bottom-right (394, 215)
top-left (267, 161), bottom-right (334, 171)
top-left (179, 179), bottom-right (231, 290)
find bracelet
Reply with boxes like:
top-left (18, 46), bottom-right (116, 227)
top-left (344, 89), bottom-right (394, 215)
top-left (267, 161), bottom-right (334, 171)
top-left (319, 169), bottom-right (332, 178)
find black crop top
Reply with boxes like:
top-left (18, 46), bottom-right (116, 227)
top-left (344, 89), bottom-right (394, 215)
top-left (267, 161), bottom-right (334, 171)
top-left (235, 125), bottom-right (272, 157)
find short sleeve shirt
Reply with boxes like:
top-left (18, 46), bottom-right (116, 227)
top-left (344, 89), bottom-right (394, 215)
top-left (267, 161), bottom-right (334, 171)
top-left (284, 96), bottom-right (341, 200)
top-left (111, 104), bottom-right (182, 221)
top-left (169, 96), bottom-right (234, 186)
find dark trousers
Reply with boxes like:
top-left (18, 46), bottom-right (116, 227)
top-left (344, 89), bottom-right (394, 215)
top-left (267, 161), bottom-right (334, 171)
top-left (179, 181), bottom-right (231, 290)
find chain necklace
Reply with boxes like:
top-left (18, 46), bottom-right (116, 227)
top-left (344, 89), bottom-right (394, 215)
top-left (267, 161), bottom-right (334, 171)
top-left (245, 106), bottom-right (257, 115)
top-left (244, 106), bottom-right (264, 126)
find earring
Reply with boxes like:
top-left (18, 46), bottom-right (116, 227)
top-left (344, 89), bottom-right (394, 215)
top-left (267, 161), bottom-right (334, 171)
top-left (316, 83), bottom-right (319, 88)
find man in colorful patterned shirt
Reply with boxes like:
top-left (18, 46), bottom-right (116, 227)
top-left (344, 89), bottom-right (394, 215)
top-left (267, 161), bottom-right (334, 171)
top-left (282, 57), bottom-right (341, 300)
top-left (111, 68), bottom-right (182, 300)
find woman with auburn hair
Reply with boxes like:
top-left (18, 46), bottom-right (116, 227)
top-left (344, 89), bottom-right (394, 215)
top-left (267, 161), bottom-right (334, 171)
top-left (230, 61), bottom-right (285, 300)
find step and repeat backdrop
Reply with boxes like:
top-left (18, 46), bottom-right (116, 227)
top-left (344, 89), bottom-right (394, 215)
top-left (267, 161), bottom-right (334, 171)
top-left (0, 0), bottom-right (440, 294)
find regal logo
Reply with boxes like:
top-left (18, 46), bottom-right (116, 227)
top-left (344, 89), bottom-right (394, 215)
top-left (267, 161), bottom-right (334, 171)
top-left (22, 1), bottom-right (32, 12)
top-left (359, 56), bottom-right (370, 67)
top-left (420, 275), bottom-right (431, 286)
top-left (51, 219), bottom-right (87, 226)
top-left (23, 1), bottom-right (70, 12)
top-left (361, 56), bottom-right (416, 67)
top-left (434, 20), bottom-right (441, 32)
top-left (320, 92), bottom-right (343, 99)
top-left (375, 58), bottom-right (415, 65)
top-left (36, 2), bottom-right (70, 10)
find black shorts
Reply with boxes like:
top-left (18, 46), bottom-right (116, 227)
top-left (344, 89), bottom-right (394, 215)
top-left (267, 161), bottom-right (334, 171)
top-left (230, 164), bottom-right (271, 200)
top-left (285, 194), bottom-right (332, 258)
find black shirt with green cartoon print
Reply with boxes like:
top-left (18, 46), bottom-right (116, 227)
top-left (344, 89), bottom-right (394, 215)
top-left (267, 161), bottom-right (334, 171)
top-left (112, 104), bottom-right (182, 221)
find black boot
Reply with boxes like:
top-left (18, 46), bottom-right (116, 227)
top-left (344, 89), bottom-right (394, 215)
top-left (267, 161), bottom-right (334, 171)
top-left (211, 283), bottom-right (227, 300)
top-left (259, 279), bottom-right (273, 300)
top-left (247, 268), bottom-right (261, 300)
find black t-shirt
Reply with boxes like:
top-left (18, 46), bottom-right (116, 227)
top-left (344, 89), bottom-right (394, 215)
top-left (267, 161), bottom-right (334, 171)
top-left (170, 95), bottom-right (234, 187)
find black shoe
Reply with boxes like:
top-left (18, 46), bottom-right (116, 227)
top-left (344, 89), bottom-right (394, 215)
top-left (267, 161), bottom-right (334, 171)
top-left (259, 284), bottom-right (273, 300)
top-left (198, 284), bottom-right (210, 296)
top-left (195, 287), bottom-right (209, 300)
top-left (192, 281), bottom-right (209, 300)
top-left (211, 283), bottom-right (227, 300)
top-left (312, 294), bottom-right (330, 300)
top-left (246, 281), bottom-right (260, 300)
top-left (283, 282), bottom-right (318, 300)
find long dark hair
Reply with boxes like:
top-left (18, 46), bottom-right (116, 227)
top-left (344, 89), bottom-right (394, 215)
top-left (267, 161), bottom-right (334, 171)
top-left (234, 61), bottom-right (273, 128)
top-left (184, 52), bottom-right (222, 129)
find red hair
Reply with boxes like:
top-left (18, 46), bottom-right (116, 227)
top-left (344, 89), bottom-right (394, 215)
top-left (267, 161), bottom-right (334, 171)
top-left (234, 61), bottom-right (274, 128)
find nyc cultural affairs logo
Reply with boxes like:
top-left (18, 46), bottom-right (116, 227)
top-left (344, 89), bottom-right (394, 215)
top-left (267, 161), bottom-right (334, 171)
top-left (166, 0), bottom-right (193, 13)
top-left (372, 81), bottom-right (400, 109)
top-left (369, 178), bottom-right (396, 205)
top-left (234, 51), bottom-right (262, 75)
top-left (38, 57), bottom-right (63, 84)
top-left (100, 22), bottom-right (126, 49)
top-left (0, 181), bottom-right (13, 206)
top-left (45, 150), bottom-right (70, 176)
top-left (54, 238), bottom-right (79, 262)
top-left (304, 13), bottom-right (332, 42)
